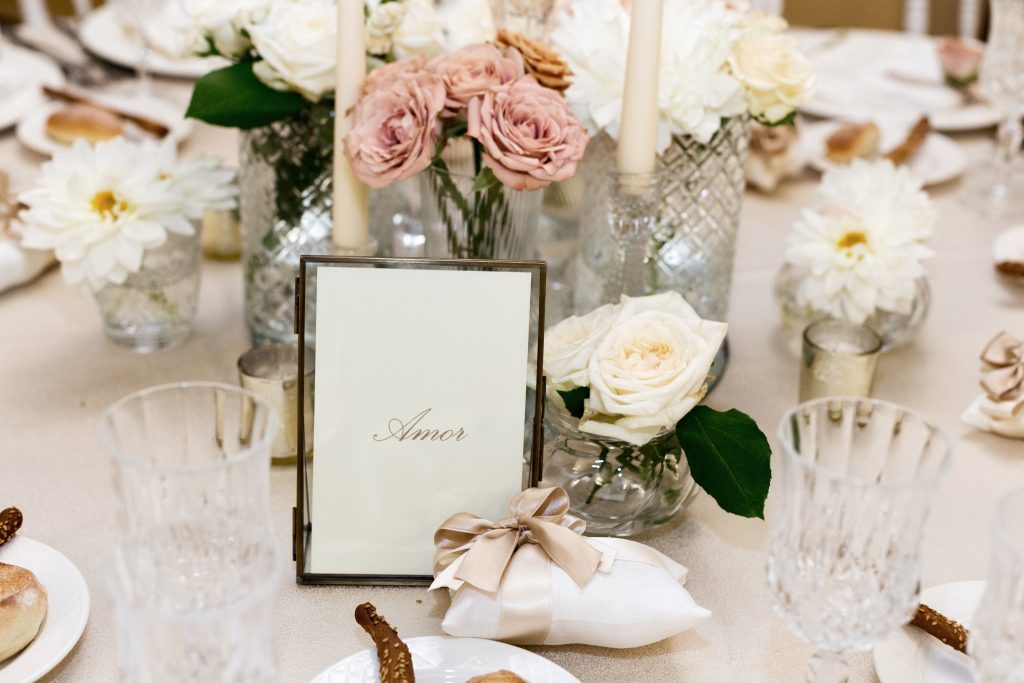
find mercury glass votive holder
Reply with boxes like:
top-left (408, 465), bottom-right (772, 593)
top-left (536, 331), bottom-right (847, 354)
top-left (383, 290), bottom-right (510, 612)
top-left (238, 343), bottom-right (314, 465)
top-left (799, 319), bottom-right (883, 402)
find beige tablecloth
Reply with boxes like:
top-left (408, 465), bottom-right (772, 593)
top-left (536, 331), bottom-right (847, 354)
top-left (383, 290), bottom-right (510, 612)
top-left (2, 76), bottom-right (1023, 683)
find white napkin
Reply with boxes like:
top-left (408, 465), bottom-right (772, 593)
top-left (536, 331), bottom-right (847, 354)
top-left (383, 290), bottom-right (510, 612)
top-left (0, 239), bottom-right (52, 294)
top-left (962, 394), bottom-right (1024, 439)
top-left (432, 537), bottom-right (711, 648)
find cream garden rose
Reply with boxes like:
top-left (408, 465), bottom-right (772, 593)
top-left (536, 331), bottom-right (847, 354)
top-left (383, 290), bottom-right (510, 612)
top-left (542, 304), bottom-right (620, 391)
top-left (727, 31), bottom-right (815, 123)
top-left (249, 0), bottom-right (337, 101)
top-left (542, 292), bottom-right (727, 446)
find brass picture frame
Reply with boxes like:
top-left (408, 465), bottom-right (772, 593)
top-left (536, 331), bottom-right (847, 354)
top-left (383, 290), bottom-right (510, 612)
top-left (293, 256), bottom-right (546, 585)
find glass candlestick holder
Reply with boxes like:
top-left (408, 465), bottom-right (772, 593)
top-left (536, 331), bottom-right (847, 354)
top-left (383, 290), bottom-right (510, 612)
top-left (799, 319), bottom-right (883, 402)
top-left (599, 171), bottom-right (662, 304)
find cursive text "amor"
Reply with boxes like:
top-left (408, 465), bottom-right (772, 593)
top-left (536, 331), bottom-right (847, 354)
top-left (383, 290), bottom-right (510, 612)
top-left (372, 408), bottom-right (468, 443)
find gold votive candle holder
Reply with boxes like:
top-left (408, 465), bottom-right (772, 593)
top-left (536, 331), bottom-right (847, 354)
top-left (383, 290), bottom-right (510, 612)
top-left (799, 319), bottom-right (883, 402)
top-left (238, 344), bottom-right (314, 465)
top-left (200, 208), bottom-right (241, 260)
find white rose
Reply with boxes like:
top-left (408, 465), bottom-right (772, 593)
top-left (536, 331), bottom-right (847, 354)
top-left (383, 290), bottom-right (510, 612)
top-left (365, 2), bottom-right (406, 56)
top-left (437, 0), bottom-right (496, 50)
top-left (580, 292), bottom-right (728, 446)
top-left (249, 0), bottom-right (338, 101)
top-left (184, 0), bottom-right (249, 58)
top-left (391, 0), bottom-right (445, 58)
top-left (541, 303), bottom-right (620, 393)
top-left (728, 32), bottom-right (816, 124)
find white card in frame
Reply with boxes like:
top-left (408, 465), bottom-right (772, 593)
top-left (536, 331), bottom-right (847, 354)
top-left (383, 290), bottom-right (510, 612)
top-left (295, 257), bottom-right (545, 585)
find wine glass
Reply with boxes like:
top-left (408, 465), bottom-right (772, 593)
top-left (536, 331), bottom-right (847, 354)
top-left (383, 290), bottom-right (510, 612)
top-left (961, 0), bottom-right (1024, 219)
top-left (110, 0), bottom-right (165, 96)
top-left (768, 398), bottom-right (952, 683)
top-left (971, 488), bottom-right (1024, 682)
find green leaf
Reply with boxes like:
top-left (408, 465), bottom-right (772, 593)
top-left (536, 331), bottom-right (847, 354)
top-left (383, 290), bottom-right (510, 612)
top-left (471, 167), bottom-right (502, 193)
top-left (556, 387), bottom-right (590, 419)
top-left (186, 62), bottom-right (304, 129)
top-left (759, 111), bottom-right (797, 128)
top-left (676, 406), bottom-right (772, 519)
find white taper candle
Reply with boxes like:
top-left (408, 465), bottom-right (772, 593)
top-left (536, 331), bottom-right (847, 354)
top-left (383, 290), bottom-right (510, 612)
top-left (333, 0), bottom-right (370, 249)
top-left (616, 0), bottom-right (664, 176)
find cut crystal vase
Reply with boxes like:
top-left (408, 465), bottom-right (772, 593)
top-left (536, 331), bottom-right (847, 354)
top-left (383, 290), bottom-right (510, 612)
top-left (540, 403), bottom-right (700, 537)
top-left (574, 118), bottom-right (751, 387)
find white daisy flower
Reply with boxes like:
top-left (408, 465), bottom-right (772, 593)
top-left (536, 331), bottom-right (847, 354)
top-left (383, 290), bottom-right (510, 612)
top-left (785, 159), bottom-right (936, 325)
top-left (154, 139), bottom-right (238, 220)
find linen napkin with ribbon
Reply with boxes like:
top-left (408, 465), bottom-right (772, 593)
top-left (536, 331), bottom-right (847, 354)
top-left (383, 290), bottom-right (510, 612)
top-left (430, 487), bottom-right (710, 648)
top-left (0, 172), bottom-right (53, 294)
top-left (962, 332), bottom-right (1024, 438)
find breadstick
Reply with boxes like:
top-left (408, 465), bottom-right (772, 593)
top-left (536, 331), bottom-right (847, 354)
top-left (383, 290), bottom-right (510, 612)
top-left (0, 507), bottom-right (22, 547)
top-left (354, 602), bottom-right (416, 682)
top-left (910, 603), bottom-right (969, 654)
top-left (884, 117), bottom-right (931, 166)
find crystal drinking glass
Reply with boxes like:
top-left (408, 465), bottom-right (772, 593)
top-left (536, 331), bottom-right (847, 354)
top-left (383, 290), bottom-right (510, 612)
top-left (98, 383), bottom-right (280, 681)
top-left (962, 0), bottom-right (1024, 219)
top-left (971, 488), bottom-right (1024, 682)
top-left (768, 398), bottom-right (952, 683)
top-left (97, 382), bottom-right (277, 536)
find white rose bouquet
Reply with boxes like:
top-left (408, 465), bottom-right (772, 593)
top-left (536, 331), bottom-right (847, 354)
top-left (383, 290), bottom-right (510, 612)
top-left (541, 292), bottom-right (771, 519)
top-left (183, 0), bottom-right (495, 131)
top-left (550, 0), bottom-right (815, 148)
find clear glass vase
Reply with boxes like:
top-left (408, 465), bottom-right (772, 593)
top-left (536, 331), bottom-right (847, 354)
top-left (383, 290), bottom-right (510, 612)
top-left (239, 106), bottom-right (334, 345)
top-left (92, 232), bottom-right (200, 352)
top-left (540, 403), bottom-right (700, 537)
top-left (574, 119), bottom-right (750, 388)
top-left (774, 263), bottom-right (931, 352)
top-left (420, 140), bottom-right (543, 260)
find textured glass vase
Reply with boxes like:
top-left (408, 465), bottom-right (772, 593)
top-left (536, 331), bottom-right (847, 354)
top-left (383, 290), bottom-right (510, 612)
top-left (574, 119), bottom-right (750, 387)
top-left (540, 403), bottom-right (700, 537)
top-left (239, 106), bottom-right (334, 345)
top-left (575, 119), bottom-right (749, 321)
top-left (420, 140), bottom-right (542, 260)
top-left (774, 264), bottom-right (931, 352)
top-left (92, 232), bottom-right (200, 352)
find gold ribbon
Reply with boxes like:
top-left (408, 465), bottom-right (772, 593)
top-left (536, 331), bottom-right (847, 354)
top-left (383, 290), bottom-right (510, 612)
top-left (0, 172), bottom-right (18, 238)
top-left (433, 486), bottom-right (602, 594)
top-left (981, 332), bottom-right (1024, 400)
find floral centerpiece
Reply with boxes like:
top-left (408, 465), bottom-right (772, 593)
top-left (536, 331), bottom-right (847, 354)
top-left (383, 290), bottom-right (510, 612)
top-left (18, 138), bottom-right (235, 351)
top-left (554, 0), bottom-right (816, 354)
top-left (775, 159), bottom-right (936, 350)
top-left (182, 0), bottom-right (469, 343)
top-left (343, 37), bottom-right (587, 259)
top-left (538, 291), bottom-right (771, 535)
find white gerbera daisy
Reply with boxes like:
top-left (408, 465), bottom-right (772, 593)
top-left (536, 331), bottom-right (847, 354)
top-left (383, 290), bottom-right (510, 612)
top-left (154, 139), bottom-right (238, 220)
top-left (19, 139), bottom-right (193, 292)
top-left (785, 159), bottom-right (936, 325)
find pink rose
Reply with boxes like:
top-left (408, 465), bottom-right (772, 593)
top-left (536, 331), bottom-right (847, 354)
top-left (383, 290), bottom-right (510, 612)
top-left (344, 69), bottom-right (446, 189)
top-left (937, 36), bottom-right (984, 85)
top-left (361, 55), bottom-right (428, 97)
top-left (467, 77), bottom-right (589, 191)
top-left (429, 43), bottom-right (525, 117)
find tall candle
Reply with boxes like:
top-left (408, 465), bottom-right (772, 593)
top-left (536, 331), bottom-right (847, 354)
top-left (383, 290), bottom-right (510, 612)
top-left (616, 0), bottom-right (664, 176)
top-left (333, 0), bottom-right (370, 250)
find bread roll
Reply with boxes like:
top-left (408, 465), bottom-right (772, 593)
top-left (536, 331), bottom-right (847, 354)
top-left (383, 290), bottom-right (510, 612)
top-left (46, 104), bottom-right (124, 145)
top-left (0, 563), bottom-right (48, 662)
top-left (825, 122), bottom-right (880, 163)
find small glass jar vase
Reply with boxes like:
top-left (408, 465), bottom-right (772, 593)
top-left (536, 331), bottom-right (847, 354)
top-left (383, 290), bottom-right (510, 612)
top-left (92, 232), bottom-right (200, 352)
top-left (420, 140), bottom-right (543, 260)
top-left (774, 263), bottom-right (931, 351)
top-left (540, 403), bottom-right (700, 537)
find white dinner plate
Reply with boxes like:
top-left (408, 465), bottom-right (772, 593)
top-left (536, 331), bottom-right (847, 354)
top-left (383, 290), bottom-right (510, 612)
top-left (310, 636), bottom-right (580, 683)
top-left (798, 29), bottom-right (1001, 132)
top-left (873, 580), bottom-right (984, 683)
top-left (0, 536), bottom-right (90, 683)
top-left (79, 5), bottom-right (227, 80)
top-left (802, 120), bottom-right (967, 187)
top-left (0, 45), bottom-right (65, 131)
top-left (17, 95), bottom-right (194, 157)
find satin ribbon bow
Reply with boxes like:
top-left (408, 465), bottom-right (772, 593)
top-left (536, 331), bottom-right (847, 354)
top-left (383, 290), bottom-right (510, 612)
top-left (433, 486), bottom-right (602, 594)
top-left (981, 332), bottom-right (1024, 400)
